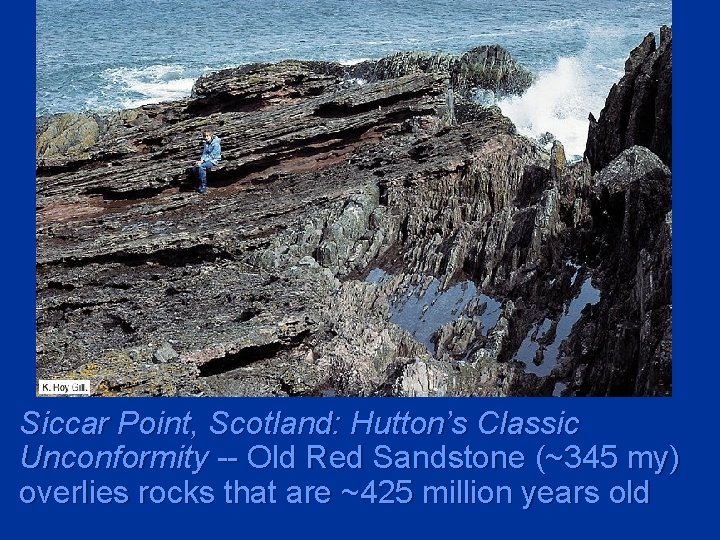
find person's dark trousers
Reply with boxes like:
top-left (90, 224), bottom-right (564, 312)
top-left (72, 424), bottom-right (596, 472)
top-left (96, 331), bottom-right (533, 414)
top-left (193, 162), bottom-right (213, 192)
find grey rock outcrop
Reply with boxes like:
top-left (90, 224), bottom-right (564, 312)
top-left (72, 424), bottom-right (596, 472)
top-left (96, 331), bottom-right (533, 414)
top-left (350, 45), bottom-right (534, 98)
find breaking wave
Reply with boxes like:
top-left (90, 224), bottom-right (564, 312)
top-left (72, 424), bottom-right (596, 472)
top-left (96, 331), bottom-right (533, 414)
top-left (101, 65), bottom-right (199, 109)
top-left (497, 56), bottom-right (611, 160)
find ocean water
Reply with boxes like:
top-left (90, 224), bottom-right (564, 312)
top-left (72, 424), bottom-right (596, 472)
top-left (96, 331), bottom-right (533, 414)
top-left (37, 0), bottom-right (672, 156)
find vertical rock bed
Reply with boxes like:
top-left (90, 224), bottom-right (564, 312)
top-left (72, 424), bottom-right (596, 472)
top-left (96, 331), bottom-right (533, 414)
top-left (35, 32), bottom-right (671, 397)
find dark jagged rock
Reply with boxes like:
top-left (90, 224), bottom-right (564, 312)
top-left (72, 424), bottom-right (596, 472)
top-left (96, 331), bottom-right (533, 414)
top-left (563, 147), bottom-right (671, 396)
top-left (36, 37), bottom-right (671, 397)
top-left (454, 46), bottom-right (535, 96)
top-left (585, 26), bottom-right (672, 172)
top-left (350, 45), bottom-right (534, 98)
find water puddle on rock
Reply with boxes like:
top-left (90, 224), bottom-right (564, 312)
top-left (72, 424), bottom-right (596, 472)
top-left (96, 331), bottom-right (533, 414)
top-left (514, 276), bottom-right (600, 377)
top-left (366, 269), bottom-right (502, 354)
top-left (552, 382), bottom-right (568, 397)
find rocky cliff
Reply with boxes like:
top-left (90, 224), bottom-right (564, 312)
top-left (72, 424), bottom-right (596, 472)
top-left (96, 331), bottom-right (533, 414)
top-left (36, 41), bottom-right (671, 397)
top-left (585, 26), bottom-right (672, 172)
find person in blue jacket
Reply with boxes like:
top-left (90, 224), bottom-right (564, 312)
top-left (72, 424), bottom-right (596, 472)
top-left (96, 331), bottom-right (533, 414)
top-left (193, 130), bottom-right (221, 193)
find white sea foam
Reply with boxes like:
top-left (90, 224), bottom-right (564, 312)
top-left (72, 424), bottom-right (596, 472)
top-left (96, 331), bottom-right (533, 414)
top-left (496, 56), bottom-right (611, 159)
top-left (103, 65), bottom-right (198, 108)
top-left (339, 58), bottom-right (371, 66)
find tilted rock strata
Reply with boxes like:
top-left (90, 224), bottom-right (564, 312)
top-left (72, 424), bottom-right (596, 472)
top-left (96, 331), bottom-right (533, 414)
top-left (350, 45), bottom-right (534, 97)
top-left (562, 147), bottom-right (671, 396)
top-left (36, 36), bottom-right (671, 397)
top-left (37, 44), bottom-right (532, 161)
top-left (585, 26), bottom-right (672, 172)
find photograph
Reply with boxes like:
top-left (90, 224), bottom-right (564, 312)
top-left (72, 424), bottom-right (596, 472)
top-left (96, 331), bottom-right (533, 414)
top-left (36, 0), bottom-right (672, 397)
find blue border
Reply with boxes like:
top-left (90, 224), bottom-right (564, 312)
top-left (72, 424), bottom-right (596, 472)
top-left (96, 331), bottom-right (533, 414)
top-left (6, 2), bottom-right (715, 537)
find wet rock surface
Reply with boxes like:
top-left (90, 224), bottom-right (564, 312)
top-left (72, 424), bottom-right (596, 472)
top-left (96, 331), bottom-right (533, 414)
top-left (36, 40), bottom-right (671, 396)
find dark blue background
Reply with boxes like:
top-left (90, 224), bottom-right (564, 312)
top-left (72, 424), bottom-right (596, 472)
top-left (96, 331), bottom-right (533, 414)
top-left (6, 2), bottom-right (714, 537)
